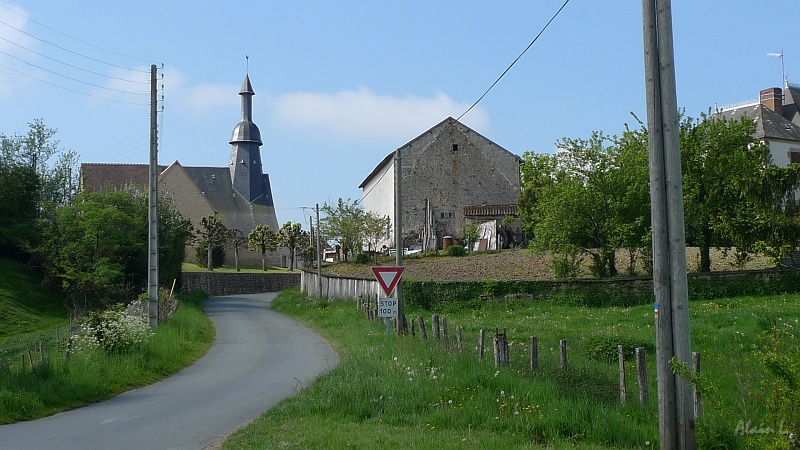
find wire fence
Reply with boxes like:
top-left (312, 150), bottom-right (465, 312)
top-left (0, 325), bottom-right (80, 371)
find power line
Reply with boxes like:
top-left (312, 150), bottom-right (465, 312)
top-left (0, 35), bottom-right (148, 84)
top-left (0, 17), bottom-right (150, 72)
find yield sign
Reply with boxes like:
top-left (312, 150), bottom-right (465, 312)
top-left (371, 266), bottom-right (405, 296)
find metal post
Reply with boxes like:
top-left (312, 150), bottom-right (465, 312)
top-left (147, 64), bottom-right (159, 328)
top-left (642, 1), bottom-right (695, 447)
top-left (394, 148), bottom-right (404, 335)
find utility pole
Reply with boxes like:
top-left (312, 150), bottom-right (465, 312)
top-left (147, 64), bottom-right (159, 328)
top-left (394, 147), bottom-right (404, 335)
top-left (642, 1), bottom-right (695, 448)
top-left (316, 203), bottom-right (322, 297)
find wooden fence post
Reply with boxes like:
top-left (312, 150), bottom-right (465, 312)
top-left (456, 326), bottom-right (463, 353)
top-left (559, 339), bottom-right (567, 372)
top-left (530, 336), bottom-right (538, 371)
top-left (432, 314), bottom-right (440, 341)
top-left (618, 345), bottom-right (626, 404)
top-left (693, 351), bottom-right (702, 417)
top-left (478, 329), bottom-right (485, 360)
top-left (493, 328), bottom-right (509, 366)
top-left (411, 316), bottom-right (416, 338)
top-left (417, 316), bottom-right (427, 340)
top-left (636, 347), bottom-right (648, 404)
top-left (442, 317), bottom-right (449, 349)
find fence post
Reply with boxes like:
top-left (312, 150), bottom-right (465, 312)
top-left (66, 336), bottom-right (73, 362)
top-left (493, 328), bottom-right (509, 366)
top-left (417, 316), bottom-right (427, 340)
top-left (456, 326), bottom-right (463, 353)
top-left (442, 317), bottom-right (449, 349)
top-left (636, 347), bottom-right (648, 404)
top-left (411, 316), bottom-right (416, 338)
top-left (693, 351), bottom-right (702, 417)
top-left (618, 345), bottom-right (627, 404)
top-left (478, 329), bottom-right (485, 360)
top-left (559, 339), bottom-right (567, 372)
top-left (432, 314), bottom-right (440, 341)
top-left (530, 336), bottom-right (538, 371)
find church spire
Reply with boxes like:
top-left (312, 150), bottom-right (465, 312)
top-left (229, 72), bottom-right (266, 203)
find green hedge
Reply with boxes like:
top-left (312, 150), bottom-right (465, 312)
top-left (402, 270), bottom-right (800, 311)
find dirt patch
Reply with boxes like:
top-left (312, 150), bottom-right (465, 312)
top-left (322, 248), bottom-right (775, 282)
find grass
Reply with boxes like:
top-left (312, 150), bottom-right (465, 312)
top-left (181, 262), bottom-right (294, 273)
top-left (0, 258), bottom-right (69, 339)
top-left (0, 290), bottom-right (215, 424)
top-left (221, 288), bottom-right (799, 449)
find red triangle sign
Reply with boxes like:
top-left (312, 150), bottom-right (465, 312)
top-left (371, 266), bottom-right (405, 296)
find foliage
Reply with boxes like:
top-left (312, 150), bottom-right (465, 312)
top-left (585, 335), bottom-right (654, 363)
top-left (75, 304), bottom-right (152, 354)
top-left (362, 212), bottom-right (391, 263)
top-left (462, 222), bottom-right (479, 252)
top-left (156, 197), bottom-right (193, 285)
top-left (354, 253), bottom-right (370, 264)
top-left (195, 215), bottom-right (226, 271)
top-left (0, 120), bottom-right (78, 255)
top-left (194, 242), bottom-right (225, 269)
top-left (446, 244), bottom-right (466, 257)
top-left (320, 198), bottom-right (365, 261)
top-left (551, 247), bottom-right (583, 278)
top-left (247, 224), bottom-right (279, 271)
top-left (279, 221), bottom-right (307, 271)
top-left (224, 228), bottom-right (247, 272)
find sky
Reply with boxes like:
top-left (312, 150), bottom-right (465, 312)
top-left (2, 1), bottom-right (799, 229)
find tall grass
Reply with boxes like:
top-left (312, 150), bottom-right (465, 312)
top-left (0, 291), bottom-right (215, 424)
top-left (222, 289), bottom-right (799, 449)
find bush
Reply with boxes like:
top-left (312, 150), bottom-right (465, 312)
top-left (446, 245), bottom-right (466, 257)
top-left (354, 253), bottom-right (370, 264)
top-left (194, 243), bottom-right (226, 268)
top-left (76, 304), bottom-right (152, 354)
top-left (584, 335), bottom-right (654, 363)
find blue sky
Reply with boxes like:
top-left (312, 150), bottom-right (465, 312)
top-left (1, 1), bottom-right (799, 228)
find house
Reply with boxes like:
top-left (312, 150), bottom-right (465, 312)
top-left (359, 117), bottom-right (522, 251)
top-left (80, 73), bottom-right (283, 267)
top-left (717, 84), bottom-right (800, 167)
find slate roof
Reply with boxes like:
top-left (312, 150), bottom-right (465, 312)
top-left (79, 163), bottom-right (167, 193)
top-left (718, 103), bottom-right (800, 142)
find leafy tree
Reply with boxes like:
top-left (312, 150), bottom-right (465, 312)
top-left (248, 224), bottom-right (279, 271)
top-left (362, 212), bottom-right (391, 263)
top-left (462, 222), bottom-right (479, 253)
top-left (278, 221), bottom-right (306, 271)
top-left (225, 228), bottom-right (247, 272)
top-left (195, 215), bottom-right (226, 271)
top-left (320, 198), bottom-right (365, 261)
top-left (680, 113), bottom-right (773, 271)
top-left (157, 198), bottom-right (193, 284)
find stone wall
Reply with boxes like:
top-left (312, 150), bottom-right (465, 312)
top-left (181, 271), bottom-right (300, 297)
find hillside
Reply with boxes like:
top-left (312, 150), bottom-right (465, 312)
top-left (0, 257), bottom-right (69, 339)
top-left (321, 248), bottom-right (776, 282)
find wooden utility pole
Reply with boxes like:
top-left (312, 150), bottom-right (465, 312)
top-left (147, 64), bottom-right (159, 327)
top-left (394, 148), bottom-right (404, 335)
top-left (642, 1), bottom-right (695, 448)
top-left (316, 203), bottom-right (322, 297)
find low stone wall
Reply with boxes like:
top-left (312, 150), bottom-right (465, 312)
top-left (181, 271), bottom-right (301, 297)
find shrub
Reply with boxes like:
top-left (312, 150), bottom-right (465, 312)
top-left (446, 245), bottom-right (466, 257)
top-left (194, 243), bottom-right (226, 268)
top-left (584, 336), bottom-right (654, 363)
top-left (552, 251), bottom-right (581, 278)
top-left (354, 253), bottom-right (370, 264)
top-left (76, 304), bottom-right (152, 354)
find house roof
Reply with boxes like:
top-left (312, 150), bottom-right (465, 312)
top-left (718, 103), bottom-right (800, 142)
top-left (463, 204), bottom-right (518, 217)
top-left (79, 163), bottom-right (167, 192)
top-left (358, 117), bottom-right (521, 188)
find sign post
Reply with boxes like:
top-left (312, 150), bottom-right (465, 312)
top-left (372, 267), bottom-right (405, 334)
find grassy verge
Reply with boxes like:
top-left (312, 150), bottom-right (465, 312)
top-left (181, 262), bottom-right (293, 274)
top-left (0, 290), bottom-right (215, 424)
top-left (221, 289), bottom-right (799, 449)
top-left (0, 258), bottom-right (68, 339)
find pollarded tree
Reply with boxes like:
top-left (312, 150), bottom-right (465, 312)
top-left (278, 221), bottom-right (306, 271)
top-left (248, 224), bottom-right (279, 271)
top-left (196, 215), bottom-right (226, 271)
top-left (225, 228), bottom-right (247, 272)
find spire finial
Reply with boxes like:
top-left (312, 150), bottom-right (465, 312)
top-left (246, 55), bottom-right (249, 75)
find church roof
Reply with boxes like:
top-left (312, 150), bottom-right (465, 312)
top-left (79, 163), bottom-right (166, 192)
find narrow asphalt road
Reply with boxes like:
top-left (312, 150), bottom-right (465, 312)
top-left (0, 292), bottom-right (339, 450)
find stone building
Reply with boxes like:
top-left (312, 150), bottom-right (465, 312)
top-left (80, 74), bottom-right (282, 267)
top-left (359, 117), bottom-right (522, 251)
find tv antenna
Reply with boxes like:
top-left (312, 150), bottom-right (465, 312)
top-left (768, 50), bottom-right (786, 88)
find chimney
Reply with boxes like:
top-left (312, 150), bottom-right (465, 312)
top-left (760, 87), bottom-right (783, 114)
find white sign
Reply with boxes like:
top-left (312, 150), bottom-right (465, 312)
top-left (378, 297), bottom-right (398, 318)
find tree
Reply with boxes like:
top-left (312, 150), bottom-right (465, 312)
top-left (195, 215), bottom-right (226, 271)
top-left (248, 224), bottom-right (279, 271)
top-left (462, 222), bottom-right (479, 253)
top-left (225, 228), bottom-right (247, 272)
top-left (680, 113), bottom-right (773, 271)
top-left (320, 198), bottom-right (365, 261)
top-left (278, 221), bottom-right (306, 271)
top-left (362, 212), bottom-right (391, 263)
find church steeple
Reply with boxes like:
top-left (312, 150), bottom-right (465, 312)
top-left (229, 73), bottom-right (267, 204)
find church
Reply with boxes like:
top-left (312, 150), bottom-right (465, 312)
top-left (79, 73), bottom-right (281, 266)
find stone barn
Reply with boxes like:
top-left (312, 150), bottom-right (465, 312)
top-left (359, 117), bottom-right (522, 251)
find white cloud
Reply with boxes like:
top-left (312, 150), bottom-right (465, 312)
top-left (137, 67), bottom-right (238, 115)
top-left (0, 2), bottom-right (35, 97)
top-left (268, 87), bottom-right (489, 143)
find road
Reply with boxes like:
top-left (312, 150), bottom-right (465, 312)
top-left (0, 293), bottom-right (339, 449)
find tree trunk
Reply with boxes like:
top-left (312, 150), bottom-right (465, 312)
top-left (234, 246), bottom-right (240, 272)
top-left (207, 237), bottom-right (213, 271)
top-left (289, 247), bottom-right (295, 271)
top-left (261, 250), bottom-right (267, 271)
